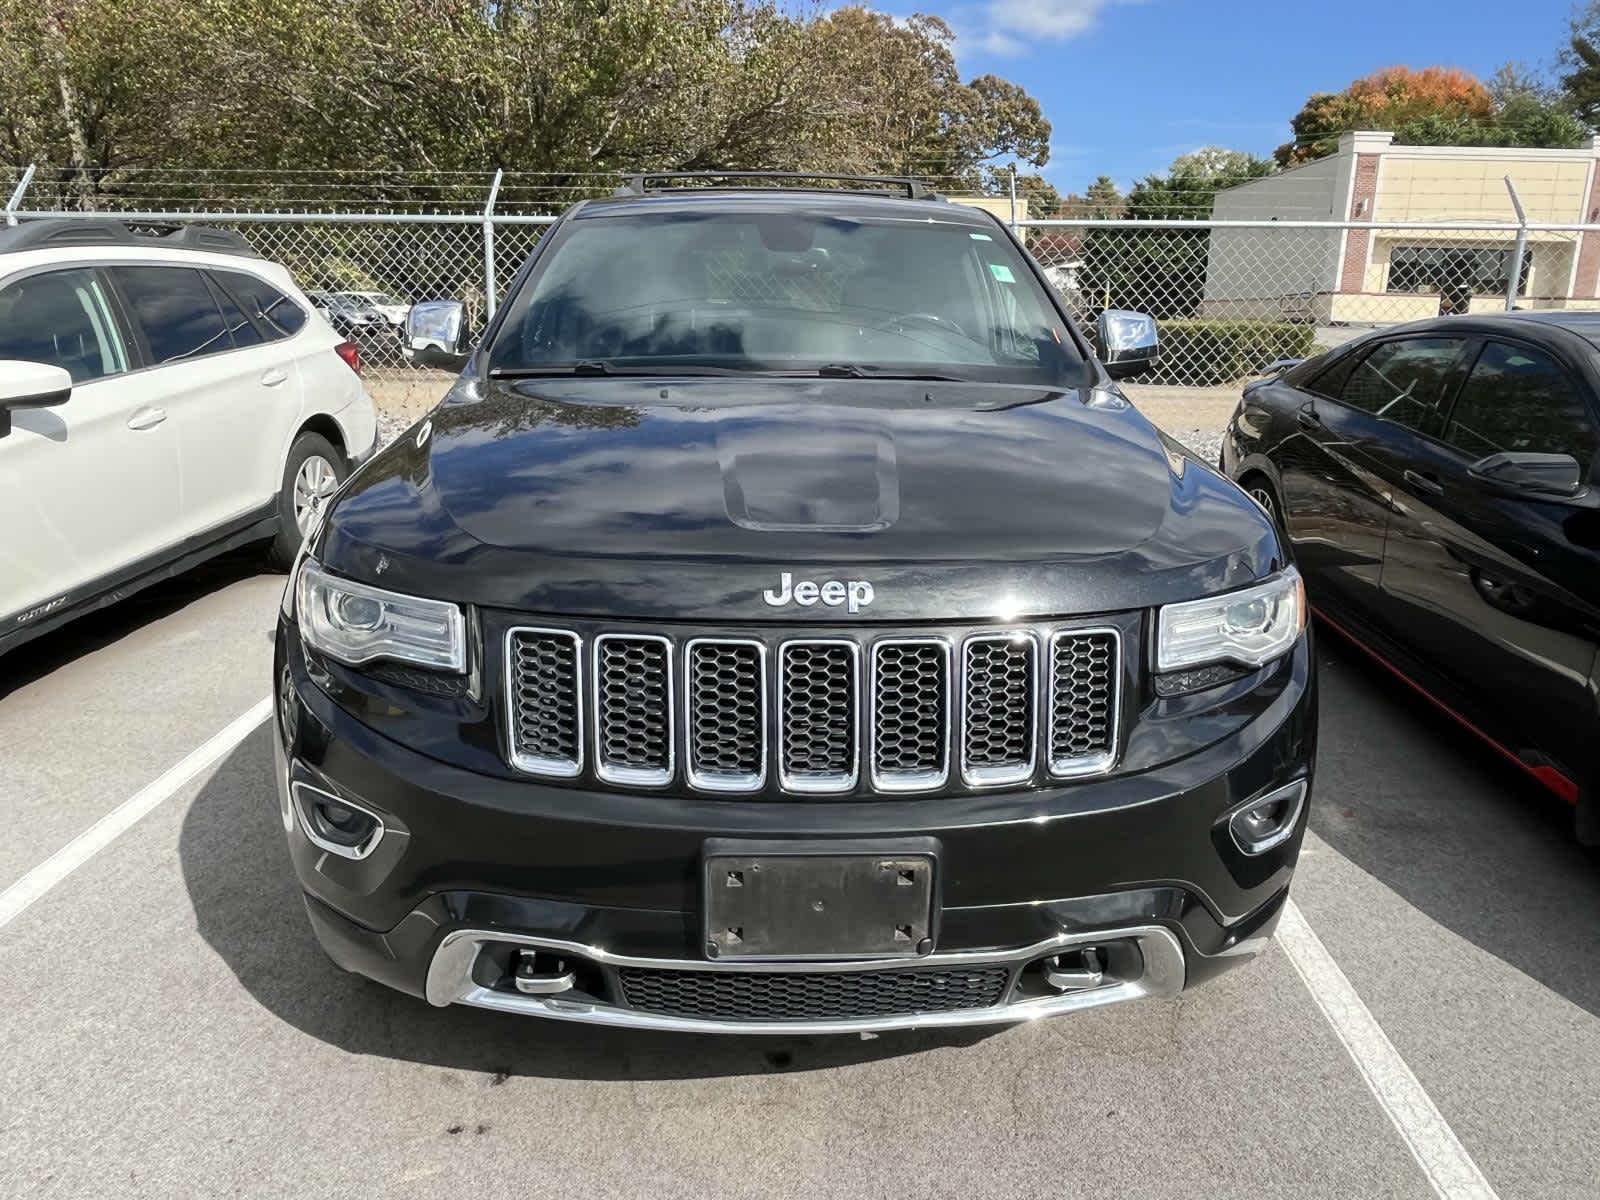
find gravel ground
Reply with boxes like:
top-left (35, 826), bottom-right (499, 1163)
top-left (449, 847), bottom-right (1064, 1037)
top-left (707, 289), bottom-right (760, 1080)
top-left (1120, 382), bottom-right (1237, 465)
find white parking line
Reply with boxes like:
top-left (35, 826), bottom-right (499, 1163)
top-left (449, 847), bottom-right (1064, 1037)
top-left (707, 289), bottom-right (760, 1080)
top-left (1278, 899), bottom-right (1499, 1200)
top-left (0, 697), bottom-right (272, 932)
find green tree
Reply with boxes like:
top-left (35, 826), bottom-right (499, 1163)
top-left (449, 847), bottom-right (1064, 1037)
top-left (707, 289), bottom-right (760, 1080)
top-left (0, 1), bottom-right (1054, 209)
top-left (1062, 175), bottom-right (1124, 218)
top-left (1003, 171), bottom-right (1065, 218)
top-left (1563, 3), bottom-right (1600, 130)
top-left (1079, 149), bottom-right (1273, 319)
top-left (1279, 64), bottom-right (1583, 165)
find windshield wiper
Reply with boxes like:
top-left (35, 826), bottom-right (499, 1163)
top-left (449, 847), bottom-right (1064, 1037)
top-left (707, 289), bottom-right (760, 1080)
top-left (490, 361), bottom-right (747, 379)
top-left (489, 360), bottom-right (616, 378)
top-left (815, 363), bottom-right (965, 381)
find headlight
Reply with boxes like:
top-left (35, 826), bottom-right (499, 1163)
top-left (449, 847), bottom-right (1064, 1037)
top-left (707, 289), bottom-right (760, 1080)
top-left (1156, 568), bottom-right (1305, 672)
top-left (294, 560), bottom-right (466, 672)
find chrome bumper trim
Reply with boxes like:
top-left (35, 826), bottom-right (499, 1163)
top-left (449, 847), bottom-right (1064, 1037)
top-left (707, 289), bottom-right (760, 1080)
top-left (423, 925), bottom-right (1186, 1035)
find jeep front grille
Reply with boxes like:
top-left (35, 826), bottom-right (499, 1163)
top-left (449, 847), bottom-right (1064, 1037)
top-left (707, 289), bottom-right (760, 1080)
top-left (870, 639), bottom-right (950, 791)
top-left (506, 628), bottom-right (583, 777)
top-left (594, 634), bottom-right (673, 786)
top-left (1049, 631), bottom-right (1119, 776)
top-left (961, 634), bottom-right (1037, 786)
top-left (686, 639), bottom-right (766, 792)
top-left (778, 640), bottom-right (859, 793)
top-left (504, 621), bottom-right (1121, 796)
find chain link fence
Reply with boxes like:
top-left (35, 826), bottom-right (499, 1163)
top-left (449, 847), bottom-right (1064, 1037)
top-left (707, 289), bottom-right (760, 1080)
top-left (1019, 218), bottom-right (1590, 386)
top-left (6, 166), bottom-right (1595, 393)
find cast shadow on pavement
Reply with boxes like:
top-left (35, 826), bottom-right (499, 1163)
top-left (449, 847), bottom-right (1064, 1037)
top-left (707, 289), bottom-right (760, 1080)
top-left (178, 728), bottom-right (999, 1081)
top-left (0, 546), bottom-right (271, 702)
top-left (1311, 632), bottom-right (1600, 1019)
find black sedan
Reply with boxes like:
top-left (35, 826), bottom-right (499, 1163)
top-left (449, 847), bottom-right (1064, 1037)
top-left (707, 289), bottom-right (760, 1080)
top-left (1222, 312), bottom-right (1599, 843)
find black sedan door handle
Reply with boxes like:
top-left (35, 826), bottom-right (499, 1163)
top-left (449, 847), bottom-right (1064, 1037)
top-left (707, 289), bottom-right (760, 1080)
top-left (1404, 469), bottom-right (1445, 496)
top-left (1296, 407), bottom-right (1322, 431)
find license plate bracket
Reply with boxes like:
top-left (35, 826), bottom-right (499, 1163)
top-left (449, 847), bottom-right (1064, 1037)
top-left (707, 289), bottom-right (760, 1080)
top-left (702, 839), bottom-right (938, 961)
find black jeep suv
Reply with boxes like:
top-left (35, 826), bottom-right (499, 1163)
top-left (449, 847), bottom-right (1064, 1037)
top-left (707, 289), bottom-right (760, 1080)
top-left (274, 174), bottom-right (1315, 1034)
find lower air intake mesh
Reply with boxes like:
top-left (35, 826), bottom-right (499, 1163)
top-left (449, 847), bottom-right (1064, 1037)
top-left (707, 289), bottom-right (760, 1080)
top-left (618, 965), bottom-right (1011, 1022)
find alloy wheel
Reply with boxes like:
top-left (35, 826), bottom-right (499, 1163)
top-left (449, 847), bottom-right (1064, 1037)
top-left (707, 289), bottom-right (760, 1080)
top-left (293, 454), bottom-right (338, 536)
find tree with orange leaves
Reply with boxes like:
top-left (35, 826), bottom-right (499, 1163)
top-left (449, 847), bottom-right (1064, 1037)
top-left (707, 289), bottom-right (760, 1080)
top-left (1276, 65), bottom-right (1580, 164)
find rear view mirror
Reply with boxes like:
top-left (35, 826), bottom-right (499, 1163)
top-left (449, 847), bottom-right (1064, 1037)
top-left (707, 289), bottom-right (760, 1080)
top-left (1097, 310), bottom-right (1159, 380)
top-left (406, 300), bottom-right (470, 371)
top-left (1468, 451), bottom-right (1585, 499)
top-left (0, 359), bottom-right (72, 439)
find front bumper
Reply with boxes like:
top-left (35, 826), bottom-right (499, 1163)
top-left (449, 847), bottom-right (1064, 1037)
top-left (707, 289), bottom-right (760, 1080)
top-left (275, 628), bottom-right (1315, 1034)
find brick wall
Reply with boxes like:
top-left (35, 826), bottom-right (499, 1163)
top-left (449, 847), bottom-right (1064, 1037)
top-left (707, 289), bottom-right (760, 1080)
top-left (1337, 154), bottom-right (1382, 293)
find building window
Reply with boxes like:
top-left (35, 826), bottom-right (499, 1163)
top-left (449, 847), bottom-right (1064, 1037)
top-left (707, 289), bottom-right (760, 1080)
top-left (1386, 245), bottom-right (1528, 313)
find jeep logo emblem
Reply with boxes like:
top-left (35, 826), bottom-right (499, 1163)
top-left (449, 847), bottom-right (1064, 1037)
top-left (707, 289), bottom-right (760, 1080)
top-left (762, 572), bottom-right (874, 614)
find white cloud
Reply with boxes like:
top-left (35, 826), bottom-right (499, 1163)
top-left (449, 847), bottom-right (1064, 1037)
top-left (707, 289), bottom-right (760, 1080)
top-left (979, 29), bottom-right (1029, 55)
top-left (980, 0), bottom-right (1136, 49)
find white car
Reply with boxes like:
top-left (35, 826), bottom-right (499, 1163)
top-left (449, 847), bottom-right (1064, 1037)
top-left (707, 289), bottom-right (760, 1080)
top-left (0, 219), bottom-right (379, 655)
top-left (330, 290), bottom-right (410, 328)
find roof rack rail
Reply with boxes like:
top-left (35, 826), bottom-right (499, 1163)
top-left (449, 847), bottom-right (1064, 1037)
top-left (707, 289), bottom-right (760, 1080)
top-left (0, 218), bottom-right (260, 259)
top-left (613, 171), bottom-right (943, 201)
top-left (0, 219), bottom-right (143, 253)
top-left (159, 224), bottom-right (261, 258)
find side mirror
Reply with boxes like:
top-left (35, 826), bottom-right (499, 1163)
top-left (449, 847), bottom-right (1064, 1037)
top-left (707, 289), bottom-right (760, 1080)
top-left (406, 300), bottom-right (471, 371)
top-left (1097, 310), bottom-right (1159, 380)
top-left (0, 360), bottom-right (72, 439)
top-left (1468, 451), bottom-right (1585, 499)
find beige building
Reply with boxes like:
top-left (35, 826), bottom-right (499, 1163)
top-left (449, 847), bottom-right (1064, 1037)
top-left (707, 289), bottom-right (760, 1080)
top-left (1202, 131), bottom-right (1600, 325)
top-left (949, 195), bottom-right (1028, 225)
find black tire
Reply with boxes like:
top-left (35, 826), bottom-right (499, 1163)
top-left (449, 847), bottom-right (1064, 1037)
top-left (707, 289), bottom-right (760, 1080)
top-left (268, 431), bottom-right (348, 569)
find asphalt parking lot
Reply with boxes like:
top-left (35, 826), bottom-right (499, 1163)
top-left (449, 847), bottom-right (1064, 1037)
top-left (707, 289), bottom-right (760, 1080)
top-left (2, 548), bottom-right (1598, 1199)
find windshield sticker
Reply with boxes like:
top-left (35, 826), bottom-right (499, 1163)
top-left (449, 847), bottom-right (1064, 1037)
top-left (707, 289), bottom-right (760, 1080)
top-left (988, 263), bottom-right (1015, 283)
top-left (969, 232), bottom-right (993, 241)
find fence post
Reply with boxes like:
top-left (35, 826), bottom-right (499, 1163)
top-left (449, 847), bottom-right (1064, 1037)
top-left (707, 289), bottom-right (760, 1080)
top-left (1008, 165), bottom-right (1018, 234)
top-left (4, 163), bottom-right (37, 227)
top-left (483, 168), bottom-right (504, 317)
top-left (1504, 175), bottom-right (1528, 313)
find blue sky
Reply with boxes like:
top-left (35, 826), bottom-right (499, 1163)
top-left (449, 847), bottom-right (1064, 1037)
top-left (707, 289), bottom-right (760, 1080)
top-left (881, 0), bottom-right (1582, 193)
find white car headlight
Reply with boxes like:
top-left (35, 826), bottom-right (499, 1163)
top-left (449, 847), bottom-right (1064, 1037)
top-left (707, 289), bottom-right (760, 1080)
top-left (1156, 568), bottom-right (1306, 672)
top-left (294, 560), bottom-right (466, 672)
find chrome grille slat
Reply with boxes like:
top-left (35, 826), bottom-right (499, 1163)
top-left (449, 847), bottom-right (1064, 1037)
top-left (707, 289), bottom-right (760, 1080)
top-left (960, 633), bottom-right (1038, 787)
top-left (594, 634), bottom-right (673, 786)
top-left (870, 639), bottom-right (950, 791)
top-left (778, 640), bottom-right (860, 793)
top-left (1048, 629), bottom-right (1120, 777)
top-left (506, 627), bottom-right (583, 777)
top-left (686, 638), bottom-right (767, 792)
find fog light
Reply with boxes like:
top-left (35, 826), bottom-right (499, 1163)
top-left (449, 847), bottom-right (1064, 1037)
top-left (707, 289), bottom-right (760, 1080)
top-left (290, 781), bottom-right (385, 860)
top-left (1227, 779), bottom-right (1307, 856)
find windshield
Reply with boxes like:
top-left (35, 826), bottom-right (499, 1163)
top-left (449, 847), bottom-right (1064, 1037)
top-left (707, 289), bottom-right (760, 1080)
top-left (487, 209), bottom-right (1082, 385)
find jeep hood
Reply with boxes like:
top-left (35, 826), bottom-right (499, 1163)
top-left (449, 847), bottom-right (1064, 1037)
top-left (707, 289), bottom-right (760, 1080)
top-left (319, 377), bottom-right (1282, 620)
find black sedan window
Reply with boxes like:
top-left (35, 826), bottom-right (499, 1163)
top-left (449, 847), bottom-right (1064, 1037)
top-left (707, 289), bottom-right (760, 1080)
top-left (1444, 341), bottom-right (1596, 466)
top-left (1338, 337), bottom-right (1465, 438)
